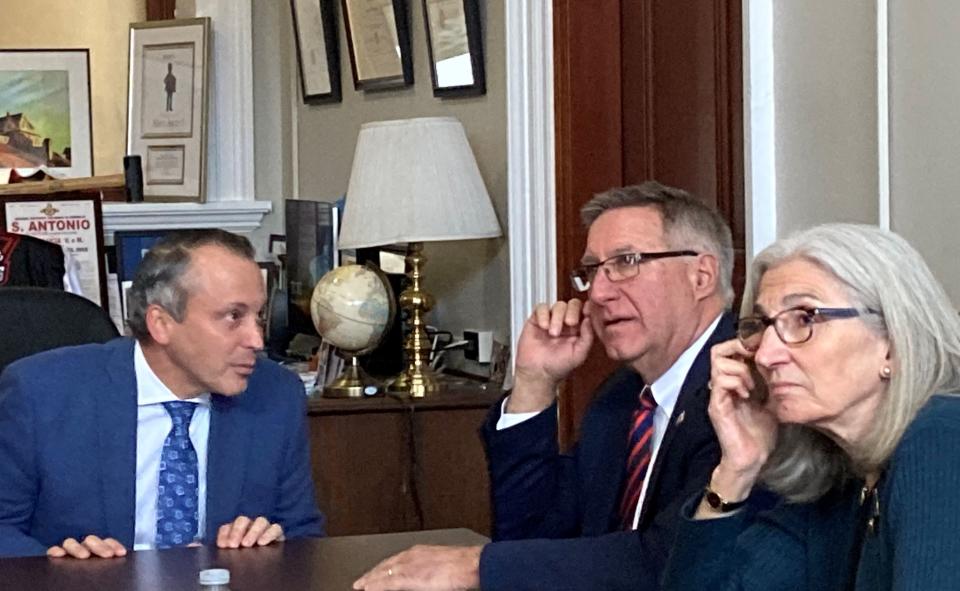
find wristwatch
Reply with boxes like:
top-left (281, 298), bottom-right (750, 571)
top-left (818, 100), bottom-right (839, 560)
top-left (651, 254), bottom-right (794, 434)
top-left (703, 485), bottom-right (747, 513)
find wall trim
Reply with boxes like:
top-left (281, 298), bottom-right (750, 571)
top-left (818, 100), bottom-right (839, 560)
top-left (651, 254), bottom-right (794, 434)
top-left (506, 1), bottom-right (556, 365)
top-left (744, 0), bottom-right (777, 258)
top-left (877, 0), bottom-right (890, 230)
top-left (102, 201), bottom-right (272, 240)
top-left (195, 0), bottom-right (256, 202)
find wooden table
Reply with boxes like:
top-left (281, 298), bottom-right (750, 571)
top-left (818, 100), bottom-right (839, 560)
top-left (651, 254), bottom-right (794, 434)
top-left (0, 528), bottom-right (489, 591)
top-left (306, 382), bottom-right (503, 537)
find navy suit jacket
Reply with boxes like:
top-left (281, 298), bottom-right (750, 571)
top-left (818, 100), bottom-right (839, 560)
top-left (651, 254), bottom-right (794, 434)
top-left (0, 338), bottom-right (325, 557)
top-left (478, 313), bottom-right (734, 591)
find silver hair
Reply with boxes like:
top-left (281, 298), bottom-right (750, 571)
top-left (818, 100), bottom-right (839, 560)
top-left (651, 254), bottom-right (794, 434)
top-left (745, 223), bottom-right (960, 502)
top-left (125, 229), bottom-right (256, 340)
top-left (580, 181), bottom-right (735, 305)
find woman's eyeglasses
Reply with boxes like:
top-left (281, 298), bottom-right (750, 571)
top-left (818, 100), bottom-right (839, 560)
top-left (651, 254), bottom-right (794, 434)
top-left (736, 306), bottom-right (881, 351)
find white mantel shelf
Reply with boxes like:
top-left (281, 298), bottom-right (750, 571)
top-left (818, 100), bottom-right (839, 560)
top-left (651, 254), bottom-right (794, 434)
top-left (102, 201), bottom-right (272, 239)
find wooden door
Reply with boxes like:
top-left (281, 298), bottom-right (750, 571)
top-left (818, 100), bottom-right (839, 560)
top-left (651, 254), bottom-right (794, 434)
top-left (146, 0), bottom-right (175, 20)
top-left (554, 0), bottom-right (745, 446)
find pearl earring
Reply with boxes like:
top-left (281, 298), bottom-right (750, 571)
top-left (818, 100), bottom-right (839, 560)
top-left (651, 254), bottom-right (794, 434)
top-left (880, 366), bottom-right (892, 379)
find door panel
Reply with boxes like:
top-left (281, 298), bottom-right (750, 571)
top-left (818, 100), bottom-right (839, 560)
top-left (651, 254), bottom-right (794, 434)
top-left (553, 0), bottom-right (744, 446)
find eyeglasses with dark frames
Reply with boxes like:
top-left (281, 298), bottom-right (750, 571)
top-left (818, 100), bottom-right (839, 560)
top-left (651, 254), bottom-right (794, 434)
top-left (736, 306), bottom-right (882, 352)
top-left (569, 250), bottom-right (699, 293)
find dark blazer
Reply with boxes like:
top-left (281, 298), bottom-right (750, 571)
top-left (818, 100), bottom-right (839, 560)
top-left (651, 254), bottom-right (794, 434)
top-left (0, 338), bottom-right (325, 557)
top-left (0, 232), bottom-right (64, 289)
top-left (663, 395), bottom-right (960, 591)
top-left (477, 313), bottom-right (735, 591)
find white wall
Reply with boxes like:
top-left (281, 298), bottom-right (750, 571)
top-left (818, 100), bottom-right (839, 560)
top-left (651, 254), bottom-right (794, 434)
top-left (772, 0), bottom-right (879, 236)
top-left (888, 0), bottom-right (960, 304)
top-left (753, 0), bottom-right (960, 305)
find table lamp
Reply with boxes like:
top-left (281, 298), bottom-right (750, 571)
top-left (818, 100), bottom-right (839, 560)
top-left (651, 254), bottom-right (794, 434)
top-left (338, 117), bottom-right (502, 397)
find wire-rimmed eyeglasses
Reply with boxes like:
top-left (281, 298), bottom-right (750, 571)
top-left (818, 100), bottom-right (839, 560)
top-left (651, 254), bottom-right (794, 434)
top-left (736, 306), bottom-right (882, 352)
top-left (569, 250), bottom-right (699, 293)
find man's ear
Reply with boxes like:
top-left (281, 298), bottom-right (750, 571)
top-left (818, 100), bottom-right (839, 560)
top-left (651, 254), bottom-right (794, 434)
top-left (145, 304), bottom-right (176, 345)
top-left (689, 253), bottom-right (720, 301)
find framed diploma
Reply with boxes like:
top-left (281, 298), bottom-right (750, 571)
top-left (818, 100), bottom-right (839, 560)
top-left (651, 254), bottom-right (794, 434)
top-left (341, 0), bottom-right (414, 91)
top-left (126, 18), bottom-right (210, 202)
top-left (423, 0), bottom-right (485, 97)
top-left (291, 0), bottom-right (342, 103)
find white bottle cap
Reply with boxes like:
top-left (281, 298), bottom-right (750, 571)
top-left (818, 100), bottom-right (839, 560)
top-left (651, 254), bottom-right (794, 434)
top-left (199, 568), bottom-right (231, 585)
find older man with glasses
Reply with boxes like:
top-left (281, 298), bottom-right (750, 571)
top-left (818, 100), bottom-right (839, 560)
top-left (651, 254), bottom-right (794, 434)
top-left (353, 182), bottom-right (737, 591)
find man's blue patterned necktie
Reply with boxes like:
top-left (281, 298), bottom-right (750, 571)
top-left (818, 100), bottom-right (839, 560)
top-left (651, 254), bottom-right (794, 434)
top-left (155, 401), bottom-right (199, 549)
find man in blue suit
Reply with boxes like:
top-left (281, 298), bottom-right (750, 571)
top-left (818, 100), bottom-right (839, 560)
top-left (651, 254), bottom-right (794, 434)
top-left (0, 229), bottom-right (325, 558)
top-left (354, 182), bottom-right (731, 591)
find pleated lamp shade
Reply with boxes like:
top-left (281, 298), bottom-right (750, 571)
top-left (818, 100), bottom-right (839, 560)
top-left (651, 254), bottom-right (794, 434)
top-left (338, 117), bottom-right (501, 249)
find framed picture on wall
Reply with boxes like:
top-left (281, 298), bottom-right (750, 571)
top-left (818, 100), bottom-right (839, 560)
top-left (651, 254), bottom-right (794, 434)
top-left (291, 0), bottom-right (342, 103)
top-left (341, 0), bottom-right (414, 90)
top-left (423, 0), bottom-right (485, 97)
top-left (126, 18), bottom-right (210, 202)
top-left (0, 49), bottom-right (94, 179)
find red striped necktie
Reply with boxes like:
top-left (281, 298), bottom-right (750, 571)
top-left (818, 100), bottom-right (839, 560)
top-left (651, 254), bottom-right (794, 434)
top-left (619, 385), bottom-right (657, 529)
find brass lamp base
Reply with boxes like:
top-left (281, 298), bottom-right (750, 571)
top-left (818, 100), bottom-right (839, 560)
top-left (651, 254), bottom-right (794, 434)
top-left (321, 355), bottom-right (381, 398)
top-left (392, 365), bottom-right (440, 398)
top-left (391, 241), bottom-right (442, 398)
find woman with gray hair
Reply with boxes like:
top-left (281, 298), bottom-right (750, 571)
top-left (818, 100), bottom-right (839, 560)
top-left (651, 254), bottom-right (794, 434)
top-left (662, 223), bottom-right (960, 590)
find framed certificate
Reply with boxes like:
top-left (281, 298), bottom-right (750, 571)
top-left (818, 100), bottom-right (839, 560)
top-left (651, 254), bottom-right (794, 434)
top-left (341, 0), bottom-right (414, 90)
top-left (423, 0), bottom-right (485, 97)
top-left (126, 18), bottom-right (210, 202)
top-left (1, 193), bottom-right (108, 310)
top-left (291, 0), bottom-right (342, 103)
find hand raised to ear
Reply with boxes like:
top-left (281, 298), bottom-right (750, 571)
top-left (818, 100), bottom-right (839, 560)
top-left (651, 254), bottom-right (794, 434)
top-left (509, 299), bottom-right (595, 413)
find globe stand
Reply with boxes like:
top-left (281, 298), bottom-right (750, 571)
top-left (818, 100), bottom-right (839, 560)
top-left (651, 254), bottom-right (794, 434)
top-left (322, 353), bottom-right (380, 398)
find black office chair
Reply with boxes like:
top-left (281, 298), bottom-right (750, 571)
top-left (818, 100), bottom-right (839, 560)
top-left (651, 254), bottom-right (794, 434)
top-left (0, 287), bottom-right (120, 376)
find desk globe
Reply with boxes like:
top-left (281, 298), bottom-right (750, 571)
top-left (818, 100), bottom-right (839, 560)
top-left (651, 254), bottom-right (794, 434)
top-left (310, 264), bottom-right (395, 397)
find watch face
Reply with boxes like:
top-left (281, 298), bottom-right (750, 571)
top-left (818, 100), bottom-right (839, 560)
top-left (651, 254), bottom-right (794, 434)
top-left (705, 490), bottom-right (723, 509)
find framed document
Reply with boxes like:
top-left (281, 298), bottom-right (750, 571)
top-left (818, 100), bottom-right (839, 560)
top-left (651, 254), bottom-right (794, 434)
top-left (145, 145), bottom-right (186, 185)
top-left (0, 49), bottom-right (94, 179)
top-left (423, 0), bottom-right (485, 97)
top-left (126, 18), bottom-right (210, 202)
top-left (341, 0), bottom-right (414, 90)
top-left (291, 0), bottom-right (342, 103)
top-left (1, 193), bottom-right (108, 310)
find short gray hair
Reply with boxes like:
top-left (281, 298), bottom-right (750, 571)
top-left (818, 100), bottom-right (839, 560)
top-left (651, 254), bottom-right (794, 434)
top-left (126, 229), bottom-right (256, 340)
top-left (581, 181), bottom-right (734, 304)
top-left (746, 223), bottom-right (960, 502)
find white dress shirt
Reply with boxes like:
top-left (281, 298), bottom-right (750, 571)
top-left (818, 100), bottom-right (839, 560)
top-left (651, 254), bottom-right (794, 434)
top-left (497, 314), bottom-right (723, 529)
top-left (132, 341), bottom-right (210, 551)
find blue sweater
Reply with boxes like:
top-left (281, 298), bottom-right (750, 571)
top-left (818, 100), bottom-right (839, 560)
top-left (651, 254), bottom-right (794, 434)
top-left (663, 394), bottom-right (960, 591)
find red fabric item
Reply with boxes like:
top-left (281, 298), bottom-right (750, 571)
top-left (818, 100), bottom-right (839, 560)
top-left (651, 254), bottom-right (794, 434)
top-left (618, 385), bottom-right (657, 529)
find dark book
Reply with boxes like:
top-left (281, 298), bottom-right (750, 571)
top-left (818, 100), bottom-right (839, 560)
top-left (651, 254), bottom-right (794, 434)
top-left (284, 199), bottom-right (337, 340)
